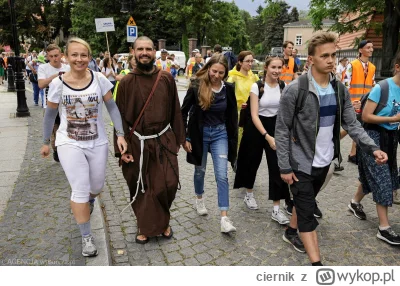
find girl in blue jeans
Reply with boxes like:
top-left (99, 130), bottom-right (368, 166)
top-left (181, 54), bottom-right (238, 233)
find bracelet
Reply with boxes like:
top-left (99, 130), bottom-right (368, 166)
top-left (262, 132), bottom-right (268, 137)
top-left (43, 138), bottom-right (50, 145)
top-left (186, 137), bottom-right (191, 142)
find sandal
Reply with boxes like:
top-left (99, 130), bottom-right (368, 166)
top-left (135, 232), bottom-right (149, 244)
top-left (161, 226), bottom-right (173, 239)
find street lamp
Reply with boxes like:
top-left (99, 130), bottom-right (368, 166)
top-left (120, 0), bottom-right (134, 14)
top-left (8, 0), bottom-right (30, 117)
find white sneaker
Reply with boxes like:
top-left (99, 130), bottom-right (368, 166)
top-left (394, 190), bottom-right (400, 205)
top-left (244, 193), bottom-right (259, 210)
top-left (82, 234), bottom-right (98, 257)
top-left (196, 198), bottom-right (208, 216)
top-left (271, 209), bottom-right (290, 225)
top-left (221, 216), bottom-right (236, 233)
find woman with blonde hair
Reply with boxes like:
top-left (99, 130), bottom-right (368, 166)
top-left (181, 54), bottom-right (238, 233)
top-left (40, 37), bottom-right (127, 257)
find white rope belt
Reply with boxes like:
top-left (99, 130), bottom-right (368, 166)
top-left (120, 123), bottom-right (171, 214)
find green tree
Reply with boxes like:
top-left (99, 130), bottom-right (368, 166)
top-left (309, 0), bottom-right (394, 76)
top-left (289, 7), bottom-right (299, 23)
top-left (0, 0), bottom-right (72, 52)
top-left (262, 1), bottom-right (291, 52)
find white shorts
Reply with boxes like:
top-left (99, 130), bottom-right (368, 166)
top-left (58, 143), bottom-right (108, 203)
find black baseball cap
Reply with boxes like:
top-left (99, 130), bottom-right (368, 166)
top-left (358, 40), bottom-right (372, 49)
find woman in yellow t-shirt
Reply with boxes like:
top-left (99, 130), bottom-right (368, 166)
top-left (227, 51), bottom-right (259, 157)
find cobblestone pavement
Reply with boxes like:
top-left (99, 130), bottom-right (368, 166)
top-left (101, 110), bottom-right (400, 266)
top-left (0, 87), bottom-right (88, 266)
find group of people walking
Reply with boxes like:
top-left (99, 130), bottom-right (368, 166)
top-left (38, 31), bottom-right (398, 267)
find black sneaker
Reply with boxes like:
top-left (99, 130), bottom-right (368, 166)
top-left (348, 201), bottom-right (366, 220)
top-left (285, 200), bottom-right (293, 216)
top-left (282, 231), bottom-right (305, 253)
top-left (348, 155), bottom-right (357, 165)
top-left (377, 227), bottom-right (400, 245)
top-left (53, 151), bottom-right (60, 162)
top-left (314, 202), bottom-right (322, 218)
top-left (334, 163), bottom-right (344, 172)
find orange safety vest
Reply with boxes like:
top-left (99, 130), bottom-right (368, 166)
top-left (188, 57), bottom-right (196, 77)
top-left (155, 59), bottom-right (171, 72)
top-left (348, 59), bottom-right (376, 101)
top-left (280, 57), bottom-right (295, 84)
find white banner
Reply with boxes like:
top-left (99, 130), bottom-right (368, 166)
top-left (95, 18), bottom-right (115, 32)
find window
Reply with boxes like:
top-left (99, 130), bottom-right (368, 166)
top-left (295, 35), bottom-right (302, 46)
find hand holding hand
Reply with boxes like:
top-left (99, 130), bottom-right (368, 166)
top-left (121, 153), bottom-right (134, 163)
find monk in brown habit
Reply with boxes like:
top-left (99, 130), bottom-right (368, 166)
top-left (114, 36), bottom-right (185, 244)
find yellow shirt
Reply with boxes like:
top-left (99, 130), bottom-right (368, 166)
top-left (227, 68), bottom-right (259, 110)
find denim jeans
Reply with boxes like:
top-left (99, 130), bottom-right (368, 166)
top-left (32, 82), bottom-right (40, 104)
top-left (40, 89), bottom-right (44, 106)
top-left (194, 124), bottom-right (229, 211)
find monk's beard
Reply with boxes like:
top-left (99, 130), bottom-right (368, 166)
top-left (136, 56), bottom-right (155, 73)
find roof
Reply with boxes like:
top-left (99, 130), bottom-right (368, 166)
top-left (283, 19), bottom-right (335, 28)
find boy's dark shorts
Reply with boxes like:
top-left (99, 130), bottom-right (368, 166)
top-left (290, 165), bottom-right (330, 232)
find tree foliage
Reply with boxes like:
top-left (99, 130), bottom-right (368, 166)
top-left (309, 0), bottom-right (398, 75)
top-left (0, 0), bottom-right (73, 52)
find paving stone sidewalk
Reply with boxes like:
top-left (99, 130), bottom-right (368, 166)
top-left (101, 109), bottom-right (400, 266)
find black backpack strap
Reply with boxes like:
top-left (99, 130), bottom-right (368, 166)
top-left (374, 79), bottom-right (389, 114)
top-left (292, 74), bottom-right (309, 143)
top-left (295, 74), bottom-right (309, 115)
top-left (278, 80), bottom-right (286, 92)
top-left (256, 80), bottom-right (264, 100)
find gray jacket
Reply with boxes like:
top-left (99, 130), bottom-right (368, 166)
top-left (275, 69), bottom-right (379, 175)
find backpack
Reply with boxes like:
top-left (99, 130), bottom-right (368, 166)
top-left (238, 79), bottom-right (285, 127)
top-left (359, 79), bottom-right (389, 120)
top-left (292, 74), bottom-right (345, 142)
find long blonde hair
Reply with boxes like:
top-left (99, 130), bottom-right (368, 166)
top-left (193, 54), bottom-right (228, 110)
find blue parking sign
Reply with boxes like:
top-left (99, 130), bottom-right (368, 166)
top-left (127, 26), bottom-right (137, 43)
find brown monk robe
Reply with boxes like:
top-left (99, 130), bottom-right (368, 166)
top-left (114, 68), bottom-right (185, 237)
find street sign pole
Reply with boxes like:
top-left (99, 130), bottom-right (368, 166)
top-left (105, 32), bottom-right (110, 55)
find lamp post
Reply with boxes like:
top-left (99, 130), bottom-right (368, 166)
top-left (120, 0), bottom-right (134, 14)
top-left (8, 0), bottom-right (29, 117)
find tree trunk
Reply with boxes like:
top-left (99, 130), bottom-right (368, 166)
top-left (381, 0), bottom-right (400, 77)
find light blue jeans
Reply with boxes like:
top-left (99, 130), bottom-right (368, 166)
top-left (194, 124), bottom-right (229, 211)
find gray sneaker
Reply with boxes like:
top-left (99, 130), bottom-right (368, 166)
top-left (82, 235), bottom-right (98, 257)
top-left (272, 209), bottom-right (290, 225)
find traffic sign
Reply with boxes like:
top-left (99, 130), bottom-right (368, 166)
top-left (127, 26), bottom-right (137, 43)
top-left (127, 16), bottom-right (136, 26)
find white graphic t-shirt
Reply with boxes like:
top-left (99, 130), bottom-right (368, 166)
top-left (47, 70), bottom-right (113, 148)
top-left (38, 63), bottom-right (70, 108)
